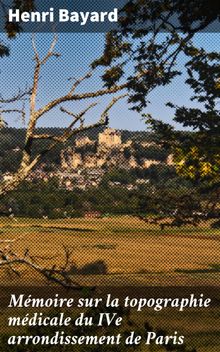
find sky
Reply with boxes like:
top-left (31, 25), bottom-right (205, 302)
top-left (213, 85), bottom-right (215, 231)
top-left (0, 32), bottom-right (219, 131)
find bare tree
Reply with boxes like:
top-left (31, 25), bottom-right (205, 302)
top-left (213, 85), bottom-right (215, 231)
top-left (0, 34), bottom-right (130, 197)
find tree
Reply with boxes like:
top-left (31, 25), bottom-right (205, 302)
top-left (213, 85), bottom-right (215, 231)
top-left (0, 33), bottom-right (129, 287)
top-left (144, 40), bottom-right (220, 223)
top-left (0, 34), bottom-right (130, 197)
top-left (93, 1), bottom-right (219, 109)
top-left (147, 46), bottom-right (220, 181)
top-left (93, 0), bottom-right (220, 224)
top-left (93, 0), bottom-right (219, 178)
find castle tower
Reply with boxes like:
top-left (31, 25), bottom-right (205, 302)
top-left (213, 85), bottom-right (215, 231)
top-left (98, 128), bottom-right (121, 147)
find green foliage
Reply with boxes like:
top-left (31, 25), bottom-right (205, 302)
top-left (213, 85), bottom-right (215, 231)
top-left (0, 0), bottom-right (36, 57)
top-left (91, 1), bottom-right (220, 192)
top-left (93, 1), bottom-right (219, 111)
top-left (146, 46), bottom-right (220, 184)
top-left (143, 164), bottom-right (177, 184)
top-left (0, 164), bottom-right (198, 219)
top-left (0, 42), bottom-right (9, 57)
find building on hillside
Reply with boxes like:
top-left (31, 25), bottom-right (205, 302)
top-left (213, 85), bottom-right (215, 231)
top-left (142, 159), bottom-right (161, 169)
top-left (98, 128), bottom-right (121, 147)
top-left (75, 136), bottom-right (94, 147)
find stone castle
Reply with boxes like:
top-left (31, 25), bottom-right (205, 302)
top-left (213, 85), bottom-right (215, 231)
top-left (61, 128), bottom-right (124, 170)
top-left (98, 128), bottom-right (121, 146)
top-left (60, 128), bottom-right (172, 171)
top-left (22, 128), bottom-right (174, 191)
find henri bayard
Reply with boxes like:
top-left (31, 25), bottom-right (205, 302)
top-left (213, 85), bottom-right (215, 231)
top-left (8, 8), bottom-right (118, 25)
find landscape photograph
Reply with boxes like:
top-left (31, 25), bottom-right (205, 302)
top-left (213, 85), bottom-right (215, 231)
top-left (0, 1), bottom-right (219, 351)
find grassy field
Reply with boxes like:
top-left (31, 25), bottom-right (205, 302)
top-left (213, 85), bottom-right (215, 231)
top-left (0, 216), bottom-right (220, 351)
top-left (0, 215), bottom-right (220, 286)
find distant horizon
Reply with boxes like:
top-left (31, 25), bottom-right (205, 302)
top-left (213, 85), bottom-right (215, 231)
top-left (1, 125), bottom-right (189, 133)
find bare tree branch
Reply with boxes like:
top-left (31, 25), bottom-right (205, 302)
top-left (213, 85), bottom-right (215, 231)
top-left (0, 108), bottom-right (25, 122)
top-left (0, 245), bottom-right (85, 290)
top-left (31, 33), bottom-right (40, 63)
top-left (31, 94), bottom-right (126, 159)
top-left (0, 87), bottom-right (32, 104)
top-left (0, 93), bottom-right (126, 197)
top-left (68, 70), bottom-right (93, 95)
top-left (60, 101), bottom-right (98, 128)
top-left (100, 94), bottom-right (128, 122)
top-left (35, 82), bottom-right (128, 122)
top-left (41, 34), bottom-right (60, 65)
top-left (31, 134), bottom-right (63, 142)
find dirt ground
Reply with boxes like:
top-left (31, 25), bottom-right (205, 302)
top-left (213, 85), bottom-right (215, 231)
top-left (0, 216), bottom-right (219, 286)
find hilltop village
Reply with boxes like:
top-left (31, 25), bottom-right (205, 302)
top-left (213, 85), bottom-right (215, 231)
top-left (30, 128), bottom-right (173, 190)
top-left (2, 128), bottom-right (173, 191)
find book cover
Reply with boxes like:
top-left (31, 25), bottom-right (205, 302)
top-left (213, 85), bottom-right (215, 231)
top-left (0, 1), bottom-right (219, 351)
